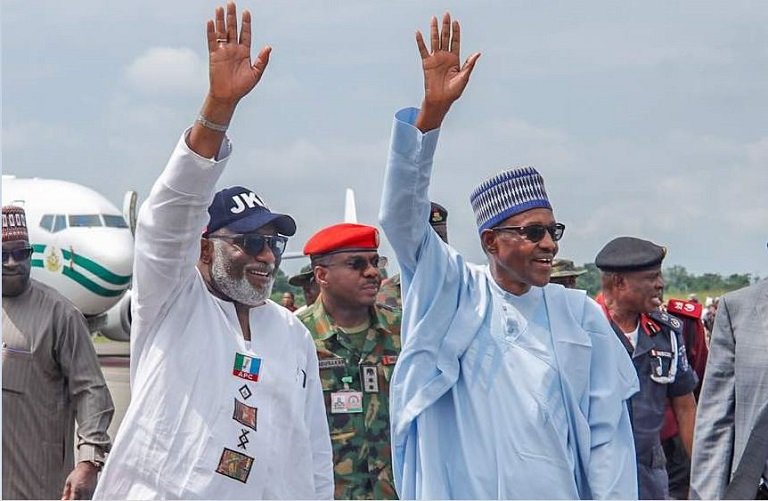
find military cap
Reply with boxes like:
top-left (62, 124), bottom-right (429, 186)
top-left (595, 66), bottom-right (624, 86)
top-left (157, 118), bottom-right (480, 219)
top-left (288, 269), bottom-right (314, 287)
top-left (550, 259), bottom-right (586, 278)
top-left (429, 202), bottom-right (448, 226)
top-left (595, 236), bottom-right (666, 272)
top-left (303, 223), bottom-right (379, 256)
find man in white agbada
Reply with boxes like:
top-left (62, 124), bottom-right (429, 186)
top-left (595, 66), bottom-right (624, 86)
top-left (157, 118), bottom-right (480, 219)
top-left (379, 14), bottom-right (640, 499)
top-left (93, 3), bottom-right (332, 499)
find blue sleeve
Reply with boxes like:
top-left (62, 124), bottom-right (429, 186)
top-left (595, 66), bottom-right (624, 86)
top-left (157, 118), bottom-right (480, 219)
top-left (378, 107), bottom-right (441, 279)
top-left (582, 298), bottom-right (640, 499)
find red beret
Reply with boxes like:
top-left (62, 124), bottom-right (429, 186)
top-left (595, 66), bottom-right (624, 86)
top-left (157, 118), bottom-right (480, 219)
top-left (303, 223), bottom-right (379, 256)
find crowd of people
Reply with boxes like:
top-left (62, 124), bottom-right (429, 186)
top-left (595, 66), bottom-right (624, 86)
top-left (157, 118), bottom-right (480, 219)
top-left (3, 3), bottom-right (767, 500)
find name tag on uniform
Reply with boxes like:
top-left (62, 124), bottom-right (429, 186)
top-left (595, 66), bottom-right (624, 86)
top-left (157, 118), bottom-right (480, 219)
top-left (330, 391), bottom-right (363, 414)
top-left (319, 358), bottom-right (346, 370)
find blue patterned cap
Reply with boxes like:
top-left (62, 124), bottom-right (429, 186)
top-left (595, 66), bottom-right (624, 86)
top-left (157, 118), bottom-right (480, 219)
top-left (469, 167), bottom-right (552, 232)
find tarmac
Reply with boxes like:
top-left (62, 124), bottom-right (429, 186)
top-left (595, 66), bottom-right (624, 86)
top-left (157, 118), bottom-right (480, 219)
top-left (94, 340), bottom-right (130, 441)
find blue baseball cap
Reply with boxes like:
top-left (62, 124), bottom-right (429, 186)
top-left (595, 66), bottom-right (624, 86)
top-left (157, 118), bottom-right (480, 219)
top-left (204, 186), bottom-right (296, 237)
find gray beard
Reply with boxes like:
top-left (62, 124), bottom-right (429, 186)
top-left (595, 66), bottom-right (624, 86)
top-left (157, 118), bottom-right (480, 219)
top-left (210, 240), bottom-right (274, 306)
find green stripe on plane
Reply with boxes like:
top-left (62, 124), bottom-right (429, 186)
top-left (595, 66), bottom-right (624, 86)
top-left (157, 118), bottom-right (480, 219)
top-left (31, 244), bottom-right (131, 285)
top-left (30, 243), bottom-right (131, 298)
top-left (62, 267), bottom-right (125, 297)
top-left (30, 261), bottom-right (127, 298)
top-left (60, 248), bottom-right (131, 286)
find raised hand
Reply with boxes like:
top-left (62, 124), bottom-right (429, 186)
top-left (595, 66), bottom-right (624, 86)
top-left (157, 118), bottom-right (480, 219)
top-left (190, 1), bottom-right (271, 158)
top-left (415, 13), bottom-right (480, 132)
top-left (206, 2), bottom-right (271, 106)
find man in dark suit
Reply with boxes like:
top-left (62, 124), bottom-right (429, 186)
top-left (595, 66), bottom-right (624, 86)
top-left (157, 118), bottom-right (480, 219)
top-left (690, 278), bottom-right (768, 499)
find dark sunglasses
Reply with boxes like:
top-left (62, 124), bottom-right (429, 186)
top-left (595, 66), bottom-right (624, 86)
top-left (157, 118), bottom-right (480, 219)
top-left (208, 233), bottom-right (288, 257)
top-left (492, 223), bottom-right (565, 243)
top-left (319, 255), bottom-right (380, 272)
top-left (2, 246), bottom-right (33, 263)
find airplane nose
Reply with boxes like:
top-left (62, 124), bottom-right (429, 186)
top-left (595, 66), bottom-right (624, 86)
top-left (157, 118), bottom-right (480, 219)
top-left (60, 230), bottom-right (134, 316)
top-left (84, 231), bottom-right (134, 278)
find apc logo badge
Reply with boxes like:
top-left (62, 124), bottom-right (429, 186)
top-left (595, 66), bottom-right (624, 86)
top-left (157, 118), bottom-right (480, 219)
top-left (230, 192), bottom-right (266, 214)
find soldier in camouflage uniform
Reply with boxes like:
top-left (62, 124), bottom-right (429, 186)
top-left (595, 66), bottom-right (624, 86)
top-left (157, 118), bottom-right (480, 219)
top-left (376, 202), bottom-right (447, 309)
top-left (298, 223), bottom-right (401, 500)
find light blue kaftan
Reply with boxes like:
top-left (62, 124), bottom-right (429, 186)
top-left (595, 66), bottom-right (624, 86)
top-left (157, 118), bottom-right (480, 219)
top-left (379, 107), bottom-right (639, 500)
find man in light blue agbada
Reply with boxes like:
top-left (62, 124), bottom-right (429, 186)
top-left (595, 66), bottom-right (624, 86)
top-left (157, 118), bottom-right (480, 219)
top-left (379, 13), bottom-right (639, 499)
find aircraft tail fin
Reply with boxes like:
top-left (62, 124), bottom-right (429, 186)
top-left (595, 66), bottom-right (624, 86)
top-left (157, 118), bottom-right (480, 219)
top-left (123, 191), bottom-right (138, 236)
top-left (344, 188), bottom-right (357, 223)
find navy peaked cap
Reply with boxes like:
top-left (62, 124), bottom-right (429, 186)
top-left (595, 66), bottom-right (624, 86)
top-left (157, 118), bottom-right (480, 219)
top-left (595, 236), bottom-right (667, 272)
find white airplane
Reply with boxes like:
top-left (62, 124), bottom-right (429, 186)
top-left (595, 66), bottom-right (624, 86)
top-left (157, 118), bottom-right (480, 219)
top-left (2, 175), bottom-right (135, 342)
top-left (280, 187), bottom-right (359, 260)
top-left (2, 177), bottom-right (359, 334)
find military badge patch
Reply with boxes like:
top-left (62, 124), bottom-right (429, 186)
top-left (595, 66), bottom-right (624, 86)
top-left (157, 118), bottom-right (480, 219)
top-left (233, 353), bottom-right (262, 382)
top-left (361, 365), bottom-right (379, 393)
top-left (330, 391), bottom-right (364, 414)
top-left (215, 448), bottom-right (254, 483)
top-left (381, 355), bottom-right (398, 365)
top-left (233, 398), bottom-right (258, 431)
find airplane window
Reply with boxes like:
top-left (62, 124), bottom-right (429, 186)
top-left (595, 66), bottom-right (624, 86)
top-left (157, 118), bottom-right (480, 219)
top-left (39, 214), bottom-right (54, 232)
top-left (102, 215), bottom-right (129, 228)
top-left (68, 215), bottom-right (102, 227)
top-left (53, 215), bottom-right (67, 232)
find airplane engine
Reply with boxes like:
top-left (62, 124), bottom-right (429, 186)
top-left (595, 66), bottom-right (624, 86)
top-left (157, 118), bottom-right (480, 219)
top-left (99, 290), bottom-right (132, 342)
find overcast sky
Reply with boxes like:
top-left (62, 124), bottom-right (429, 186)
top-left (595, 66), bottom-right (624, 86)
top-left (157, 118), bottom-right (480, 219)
top-left (4, 1), bottom-right (768, 279)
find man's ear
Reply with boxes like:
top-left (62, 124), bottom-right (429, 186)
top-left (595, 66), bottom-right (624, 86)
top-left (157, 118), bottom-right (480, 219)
top-left (613, 273), bottom-right (627, 291)
top-left (314, 265), bottom-right (329, 287)
top-left (480, 230), bottom-right (498, 256)
top-left (200, 238), bottom-right (214, 264)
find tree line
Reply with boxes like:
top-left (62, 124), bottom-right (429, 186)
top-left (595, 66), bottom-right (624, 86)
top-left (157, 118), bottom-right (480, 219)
top-left (270, 263), bottom-right (757, 304)
top-left (576, 263), bottom-right (756, 298)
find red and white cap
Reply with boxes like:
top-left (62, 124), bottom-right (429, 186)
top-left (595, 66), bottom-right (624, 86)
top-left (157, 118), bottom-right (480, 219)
top-left (2, 206), bottom-right (29, 242)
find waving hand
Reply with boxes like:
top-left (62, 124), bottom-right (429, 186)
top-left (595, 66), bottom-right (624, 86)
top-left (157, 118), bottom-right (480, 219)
top-left (415, 13), bottom-right (481, 132)
top-left (206, 2), bottom-right (270, 105)
top-left (190, 2), bottom-right (271, 158)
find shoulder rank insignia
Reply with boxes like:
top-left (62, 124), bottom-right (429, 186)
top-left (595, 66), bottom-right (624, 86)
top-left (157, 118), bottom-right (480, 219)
top-left (649, 309), bottom-right (682, 332)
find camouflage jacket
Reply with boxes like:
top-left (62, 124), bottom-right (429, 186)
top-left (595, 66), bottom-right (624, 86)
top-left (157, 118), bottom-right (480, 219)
top-left (376, 274), bottom-right (401, 310)
top-left (298, 298), bottom-right (401, 500)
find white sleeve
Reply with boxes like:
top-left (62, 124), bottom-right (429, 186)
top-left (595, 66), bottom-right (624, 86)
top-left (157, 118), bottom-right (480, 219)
top-left (131, 129), bottom-right (230, 360)
top-left (304, 335), bottom-right (334, 499)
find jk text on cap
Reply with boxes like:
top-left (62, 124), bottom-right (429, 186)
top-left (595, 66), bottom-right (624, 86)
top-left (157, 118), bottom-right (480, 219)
top-left (205, 186), bottom-right (296, 237)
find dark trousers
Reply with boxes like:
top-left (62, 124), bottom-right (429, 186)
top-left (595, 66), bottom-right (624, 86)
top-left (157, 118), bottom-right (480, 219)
top-left (662, 435), bottom-right (690, 500)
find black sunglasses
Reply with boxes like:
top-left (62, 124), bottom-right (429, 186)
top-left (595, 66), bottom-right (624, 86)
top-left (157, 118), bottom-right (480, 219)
top-left (492, 223), bottom-right (565, 243)
top-left (2, 246), bottom-right (33, 263)
top-left (318, 255), bottom-right (380, 272)
top-left (208, 233), bottom-right (288, 257)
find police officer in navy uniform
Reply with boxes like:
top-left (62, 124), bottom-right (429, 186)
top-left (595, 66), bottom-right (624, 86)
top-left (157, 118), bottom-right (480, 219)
top-left (595, 236), bottom-right (698, 500)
